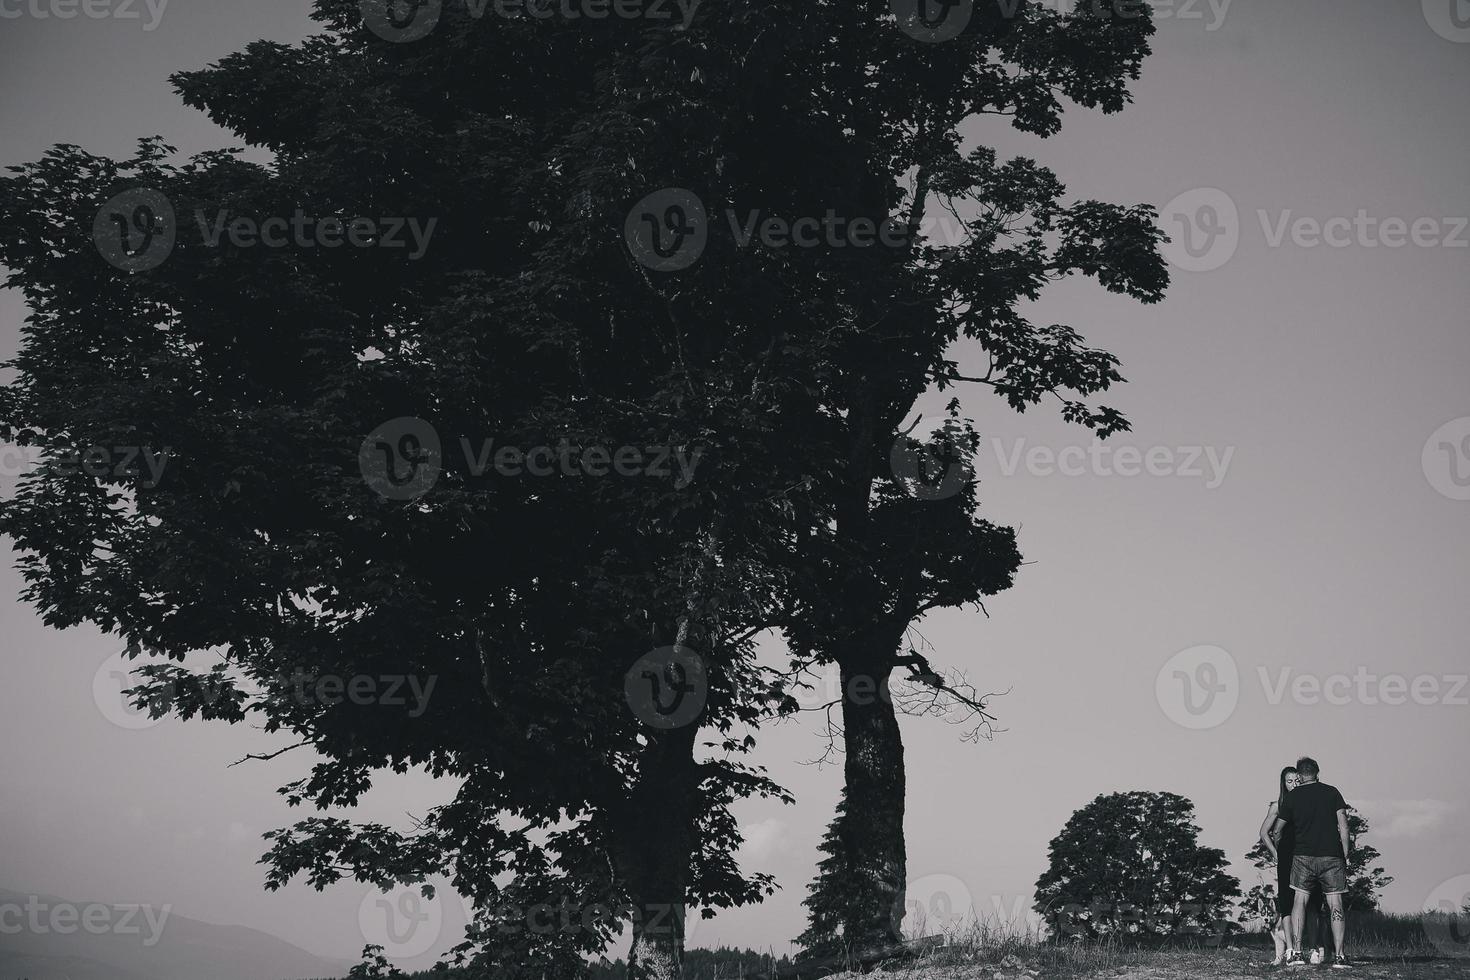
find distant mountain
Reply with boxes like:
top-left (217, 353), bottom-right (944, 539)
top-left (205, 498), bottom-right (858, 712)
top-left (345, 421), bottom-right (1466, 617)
top-left (0, 887), bottom-right (350, 980)
top-left (0, 949), bottom-right (151, 980)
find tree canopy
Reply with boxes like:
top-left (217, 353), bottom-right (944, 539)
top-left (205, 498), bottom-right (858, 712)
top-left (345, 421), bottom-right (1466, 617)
top-left (1, 1), bottom-right (1168, 977)
top-left (1034, 791), bottom-right (1240, 941)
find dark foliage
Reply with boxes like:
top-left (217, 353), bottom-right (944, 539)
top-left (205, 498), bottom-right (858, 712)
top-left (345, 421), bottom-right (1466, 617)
top-left (1034, 791), bottom-right (1240, 941)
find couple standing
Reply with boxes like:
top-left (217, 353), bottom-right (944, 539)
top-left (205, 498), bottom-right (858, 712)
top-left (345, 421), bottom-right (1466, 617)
top-left (1259, 756), bottom-right (1354, 969)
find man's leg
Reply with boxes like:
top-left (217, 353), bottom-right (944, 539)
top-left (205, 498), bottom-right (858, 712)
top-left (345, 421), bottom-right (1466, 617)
top-left (1318, 889), bottom-right (1332, 951)
top-left (1326, 892), bottom-right (1346, 960)
top-left (1290, 888), bottom-right (1310, 958)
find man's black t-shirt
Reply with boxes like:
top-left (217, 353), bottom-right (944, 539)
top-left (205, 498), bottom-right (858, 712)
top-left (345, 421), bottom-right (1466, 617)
top-left (1281, 781), bottom-right (1349, 858)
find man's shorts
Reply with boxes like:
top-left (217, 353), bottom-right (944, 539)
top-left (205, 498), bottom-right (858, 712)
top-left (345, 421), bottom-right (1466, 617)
top-left (1291, 855), bottom-right (1347, 896)
top-left (1276, 883), bottom-right (1324, 917)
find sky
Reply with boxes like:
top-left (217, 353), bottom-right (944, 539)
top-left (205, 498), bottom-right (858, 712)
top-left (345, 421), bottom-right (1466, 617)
top-left (1, 0), bottom-right (1468, 969)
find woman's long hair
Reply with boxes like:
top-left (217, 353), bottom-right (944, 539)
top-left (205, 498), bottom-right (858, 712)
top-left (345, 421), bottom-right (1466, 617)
top-left (1277, 766), bottom-right (1298, 810)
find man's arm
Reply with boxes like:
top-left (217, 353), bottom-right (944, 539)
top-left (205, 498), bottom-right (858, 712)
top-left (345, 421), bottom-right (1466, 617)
top-left (1337, 809), bottom-right (1351, 860)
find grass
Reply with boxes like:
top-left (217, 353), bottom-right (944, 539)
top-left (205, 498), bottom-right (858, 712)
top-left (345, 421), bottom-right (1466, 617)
top-left (808, 912), bottom-right (1470, 980)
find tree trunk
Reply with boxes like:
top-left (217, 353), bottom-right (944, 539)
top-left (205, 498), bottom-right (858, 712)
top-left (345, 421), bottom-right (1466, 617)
top-left (835, 635), bottom-right (908, 951)
top-left (613, 723), bottom-right (700, 980)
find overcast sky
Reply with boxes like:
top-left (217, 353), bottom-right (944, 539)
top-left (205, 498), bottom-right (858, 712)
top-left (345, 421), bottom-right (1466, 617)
top-left (2, 0), bottom-right (1468, 967)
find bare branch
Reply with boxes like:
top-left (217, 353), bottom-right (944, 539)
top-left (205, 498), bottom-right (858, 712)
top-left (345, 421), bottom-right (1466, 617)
top-left (228, 740), bottom-right (311, 768)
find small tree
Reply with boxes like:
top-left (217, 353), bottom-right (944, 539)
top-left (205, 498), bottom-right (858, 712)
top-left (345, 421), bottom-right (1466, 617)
top-left (1342, 811), bottom-right (1394, 912)
top-left (347, 947), bottom-right (408, 979)
top-left (1243, 809), bottom-right (1392, 914)
top-left (1034, 792), bottom-right (1239, 942)
top-left (796, 791), bottom-right (868, 965)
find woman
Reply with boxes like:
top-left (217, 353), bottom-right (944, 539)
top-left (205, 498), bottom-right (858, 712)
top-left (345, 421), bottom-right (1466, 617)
top-left (1259, 766), bottom-right (1325, 965)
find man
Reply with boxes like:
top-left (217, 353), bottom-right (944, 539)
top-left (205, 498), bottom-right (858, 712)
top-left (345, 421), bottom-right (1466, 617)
top-left (1272, 756), bottom-right (1353, 969)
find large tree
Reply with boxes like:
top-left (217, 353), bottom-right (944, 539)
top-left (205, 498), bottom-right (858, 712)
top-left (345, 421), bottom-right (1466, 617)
top-left (1034, 791), bottom-right (1240, 942)
top-left (766, 0), bottom-right (1167, 953)
top-left (1, 1), bottom-right (1166, 976)
top-left (0, 7), bottom-right (828, 974)
top-left (0, 130), bottom-right (799, 979)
